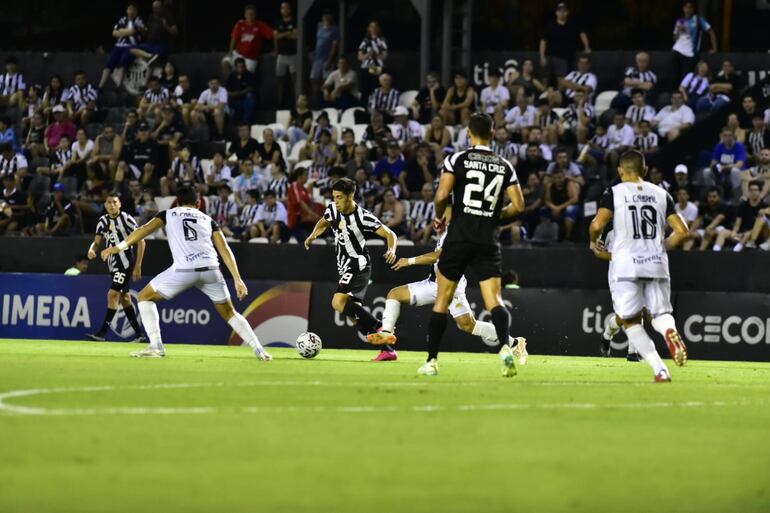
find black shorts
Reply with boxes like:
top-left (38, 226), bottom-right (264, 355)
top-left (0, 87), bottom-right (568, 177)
top-left (438, 241), bottom-right (502, 282)
top-left (109, 266), bottom-right (134, 293)
top-left (335, 267), bottom-right (371, 302)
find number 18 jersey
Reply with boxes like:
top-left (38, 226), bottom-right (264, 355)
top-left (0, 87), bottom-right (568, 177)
top-left (155, 207), bottom-right (221, 270)
top-left (599, 181), bottom-right (676, 280)
top-left (442, 144), bottom-right (518, 246)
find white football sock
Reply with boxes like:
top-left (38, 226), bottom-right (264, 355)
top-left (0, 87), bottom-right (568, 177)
top-left (733, 243), bottom-right (744, 252)
top-left (602, 315), bottom-right (620, 341)
top-left (382, 299), bottom-right (401, 333)
top-left (472, 320), bottom-right (500, 345)
top-left (228, 313), bottom-right (265, 353)
top-left (624, 324), bottom-right (667, 375)
top-left (650, 313), bottom-right (677, 338)
top-left (712, 244), bottom-right (722, 251)
top-left (138, 301), bottom-right (163, 350)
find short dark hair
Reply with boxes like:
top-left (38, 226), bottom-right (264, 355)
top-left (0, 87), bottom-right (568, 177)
top-left (639, 120), bottom-right (651, 127)
top-left (106, 191), bottom-right (122, 200)
top-left (234, 58), bottom-right (246, 66)
top-left (467, 113), bottom-right (494, 140)
top-left (502, 269), bottom-right (519, 287)
top-left (0, 142), bottom-right (12, 153)
top-left (263, 189), bottom-right (276, 198)
top-left (148, 76), bottom-right (160, 83)
top-left (487, 69), bottom-right (500, 78)
top-left (5, 56), bottom-right (18, 65)
top-left (290, 166), bottom-right (308, 182)
top-left (453, 70), bottom-right (467, 79)
top-left (631, 88), bottom-right (644, 96)
top-left (332, 177), bottom-right (356, 196)
top-left (74, 69), bottom-right (86, 76)
top-left (707, 186), bottom-right (721, 196)
top-left (245, 4), bottom-right (257, 12)
top-left (748, 180), bottom-right (762, 190)
top-left (218, 184), bottom-right (232, 193)
top-left (177, 185), bottom-right (198, 206)
top-left (619, 150), bottom-right (645, 175)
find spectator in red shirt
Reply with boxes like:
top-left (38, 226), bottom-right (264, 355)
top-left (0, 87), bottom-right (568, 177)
top-left (287, 166), bottom-right (321, 240)
top-left (44, 105), bottom-right (76, 155)
top-left (226, 5), bottom-right (273, 74)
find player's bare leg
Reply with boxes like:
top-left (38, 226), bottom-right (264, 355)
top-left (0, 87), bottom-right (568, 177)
top-left (86, 289), bottom-right (122, 342)
top-left (213, 301), bottom-right (271, 361)
top-left (618, 313), bottom-right (671, 382)
top-left (479, 276), bottom-right (518, 377)
top-left (419, 271), bottom-right (457, 376)
top-left (131, 285), bottom-right (167, 357)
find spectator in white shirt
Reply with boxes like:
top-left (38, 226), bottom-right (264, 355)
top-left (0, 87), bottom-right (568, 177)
top-left (480, 69), bottom-right (510, 127)
top-left (557, 54), bottom-right (597, 106)
top-left (193, 77), bottom-right (229, 140)
top-left (205, 152), bottom-right (233, 191)
top-left (606, 111), bottom-right (635, 171)
top-left (517, 126), bottom-right (553, 161)
top-left (504, 95), bottom-right (536, 142)
top-left (254, 189), bottom-right (289, 243)
top-left (653, 91), bottom-right (694, 142)
top-left (674, 186), bottom-right (699, 227)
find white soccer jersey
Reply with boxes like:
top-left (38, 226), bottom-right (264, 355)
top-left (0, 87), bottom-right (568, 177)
top-left (156, 207), bottom-right (221, 270)
top-left (599, 181), bottom-right (676, 280)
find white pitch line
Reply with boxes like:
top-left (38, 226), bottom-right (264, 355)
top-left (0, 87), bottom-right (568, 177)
top-left (0, 383), bottom-right (766, 416)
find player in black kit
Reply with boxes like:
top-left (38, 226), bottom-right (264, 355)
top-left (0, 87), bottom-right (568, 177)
top-left (419, 113), bottom-right (525, 377)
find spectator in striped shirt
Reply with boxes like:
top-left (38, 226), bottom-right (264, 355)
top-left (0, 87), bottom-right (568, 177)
top-left (535, 99), bottom-right (561, 146)
top-left (99, 4), bottom-right (146, 89)
top-left (492, 127), bottom-right (518, 166)
top-left (633, 120), bottom-right (659, 158)
top-left (49, 135), bottom-right (74, 186)
top-left (697, 60), bottom-right (744, 114)
top-left (160, 145), bottom-right (201, 196)
top-left (504, 95), bottom-right (536, 143)
top-left (357, 20), bottom-right (389, 101)
top-left (212, 184), bottom-right (238, 236)
top-left (610, 52), bottom-right (657, 113)
top-left (0, 143), bottom-right (29, 191)
top-left (625, 89), bottom-right (656, 129)
top-left (268, 165), bottom-right (289, 202)
top-left (560, 89), bottom-right (593, 144)
top-left (557, 54), bottom-right (597, 106)
top-left (741, 148), bottom-right (770, 200)
top-left (0, 56), bottom-right (26, 107)
top-left (368, 73), bottom-right (399, 121)
top-left (138, 76), bottom-right (169, 120)
top-left (255, 189), bottom-right (289, 243)
top-left (679, 60), bottom-right (710, 110)
top-left (480, 69), bottom-right (510, 128)
top-left (672, 0), bottom-right (717, 86)
top-left (747, 114), bottom-right (770, 163)
top-left (237, 189), bottom-right (260, 241)
top-left (64, 70), bottom-right (98, 127)
top-left (391, 106), bottom-right (424, 154)
top-left (408, 182), bottom-right (436, 244)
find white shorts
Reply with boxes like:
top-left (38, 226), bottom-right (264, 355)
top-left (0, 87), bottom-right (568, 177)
top-left (150, 267), bottom-right (231, 304)
top-left (407, 278), bottom-right (471, 318)
top-left (609, 277), bottom-right (672, 320)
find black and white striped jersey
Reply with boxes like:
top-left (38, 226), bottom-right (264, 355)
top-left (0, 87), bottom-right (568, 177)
top-left (621, 67), bottom-right (657, 96)
top-left (63, 83), bottom-right (98, 111)
top-left (239, 202), bottom-right (259, 227)
top-left (143, 86), bottom-right (170, 104)
top-left (368, 86), bottom-right (399, 114)
top-left (625, 104), bottom-right (656, 124)
top-left (51, 148), bottom-right (73, 171)
top-left (358, 36), bottom-right (388, 70)
top-left (323, 202), bottom-right (383, 275)
top-left (680, 72), bottom-right (709, 97)
top-left (170, 156), bottom-right (204, 183)
top-left (268, 175), bottom-right (288, 200)
top-left (0, 72), bottom-right (26, 96)
top-left (748, 128), bottom-right (770, 156)
top-left (562, 103), bottom-right (595, 129)
top-left (114, 15), bottom-right (145, 47)
top-left (0, 152), bottom-right (29, 179)
top-left (563, 70), bottom-right (598, 101)
top-left (96, 211), bottom-right (139, 272)
top-left (491, 140), bottom-right (519, 163)
top-left (409, 199), bottom-right (435, 230)
top-left (537, 109), bottom-right (560, 129)
top-left (210, 196), bottom-right (238, 226)
top-left (634, 133), bottom-right (659, 152)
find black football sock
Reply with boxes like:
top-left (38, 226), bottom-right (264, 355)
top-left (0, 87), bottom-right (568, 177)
top-left (343, 301), bottom-right (379, 334)
top-left (98, 308), bottom-right (117, 336)
top-left (490, 306), bottom-right (511, 349)
top-left (427, 312), bottom-right (448, 361)
top-left (122, 305), bottom-right (142, 335)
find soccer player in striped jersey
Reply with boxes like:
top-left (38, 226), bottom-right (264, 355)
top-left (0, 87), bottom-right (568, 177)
top-left (304, 178), bottom-right (400, 361)
top-left (86, 193), bottom-right (146, 342)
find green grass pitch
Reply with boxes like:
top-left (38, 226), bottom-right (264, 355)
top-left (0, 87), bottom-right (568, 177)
top-left (1, 338), bottom-right (769, 513)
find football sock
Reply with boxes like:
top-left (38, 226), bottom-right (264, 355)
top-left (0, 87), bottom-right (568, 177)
top-left (228, 313), bottom-right (265, 353)
top-left (733, 243), bottom-right (744, 252)
top-left (650, 313), bottom-right (677, 338)
top-left (602, 315), bottom-right (620, 341)
top-left (470, 320), bottom-right (510, 346)
top-left (381, 299), bottom-right (401, 333)
top-left (343, 301), bottom-right (379, 334)
top-left (490, 306), bottom-right (511, 353)
top-left (624, 324), bottom-right (667, 375)
top-left (427, 311), bottom-right (448, 361)
top-left (137, 301), bottom-right (163, 350)
top-left (712, 244), bottom-right (722, 251)
top-left (97, 308), bottom-right (117, 336)
top-left (122, 305), bottom-right (142, 335)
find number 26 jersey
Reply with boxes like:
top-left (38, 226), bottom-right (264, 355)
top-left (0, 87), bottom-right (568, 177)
top-left (155, 207), bottom-right (221, 270)
top-left (599, 181), bottom-right (676, 280)
top-left (442, 144), bottom-right (518, 246)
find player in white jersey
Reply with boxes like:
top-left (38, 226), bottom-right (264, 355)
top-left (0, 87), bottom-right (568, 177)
top-left (378, 211), bottom-right (528, 365)
top-left (100, 186), bottom-right (271, 359)
top-left (590, 150), bottom-right (689, 382)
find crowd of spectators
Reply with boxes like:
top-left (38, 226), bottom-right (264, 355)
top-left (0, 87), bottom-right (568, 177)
top-left (1, 1), bottom-right (769, 252)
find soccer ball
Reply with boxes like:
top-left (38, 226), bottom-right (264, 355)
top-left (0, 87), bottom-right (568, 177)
top-left (296, 332), bottom-right (322, 359)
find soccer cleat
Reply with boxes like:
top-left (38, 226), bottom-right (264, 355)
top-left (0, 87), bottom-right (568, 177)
top-left (511, 337), bottom-right (528, 366)
top-left (256, 350), bottom-right (273, 361)
top-left (130, 346), bottom-right (166, 358)
top-left (372, 349), bottom-right (398, 362)
top-left (664, 329), bottom-right (688, 367)
top-left (86, 333), bottom-right (106, 342)
top-left (366, 328), bottom-right (397, 346)
top-left (499, 344), bottom-right (517, 378)
top-left (129, 335), bottom-right (148, 344)
top-left (417, 359), bottom-right (439, 376)
top-left (654, 369), bottom-right (672, 383)
top-left (627, 353), bottom-right (642, 362)
top-left (760, 241), bottom-right (770, 251)
top-left (600, 336), bottom-right (611, 357)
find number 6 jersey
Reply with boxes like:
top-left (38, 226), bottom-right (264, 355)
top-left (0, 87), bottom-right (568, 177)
top-left (442, 144), bottom-right (518, 246)
top-left (154, 207), bottom-right (221, 270)
top-left (599, 181), bottom-right (676, 280)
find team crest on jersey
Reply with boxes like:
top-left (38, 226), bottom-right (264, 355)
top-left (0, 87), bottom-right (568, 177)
top-left (109, 221), bottom-right (115, 231)
top-left (338, 219), bottom-right (346, 231)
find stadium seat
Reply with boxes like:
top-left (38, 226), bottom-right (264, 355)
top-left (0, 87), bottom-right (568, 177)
top-left (323, 107), bottom-right (339, 124)
top-left (275, 109), bottom-right (291, 127)
top-left (155, 196), bottom-right (177, 211)
top-left (276, 139), bottom-right (288, 157)
top-left (399, 90), bottom-right (418, 108)
top-left (287, 141), bottom-right (307, 164)
top-left (250, 124), bottom-right (266, 142)
top-left (248, 237), bottom-right (269, 244)
top-left (352, 124), bottom-right (367, 143)
top-left (365, 239), bottom-right (385, 246)
top-left (199, 159), bottom-right (212, 175)
top-left (340, 107), bottom-right (364, 127)
top-left (594, 91), bottom-right (619, 117)
top-left (397, 239), bottom-right (415, 246)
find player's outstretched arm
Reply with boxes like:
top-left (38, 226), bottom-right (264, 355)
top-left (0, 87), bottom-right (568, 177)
top-left (665, 213), bottom-right (689, 250)
top-left (391, 250), bottom-right (440, 270)
top-left (100, 217), bottom-right (163, 261)
top-left (304, 217), bottom-right (330, 249)
top-left (88, 234), bottom-right (103, 260)
top-left (501, 184), bottom-right (525, 219)
top-left (375, 224), bottom-right (398, 264)
top-left (212, 230), bottom-right (248, 300)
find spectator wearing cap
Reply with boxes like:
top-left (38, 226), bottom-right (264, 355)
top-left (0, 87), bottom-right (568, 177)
top-left (44, 106), bottom-right (76, 155)
top-left (117, 122), bottom-right (158, 192)
top-left (610, 52), bottom-right (657, 113)
top-left (274, 2), bottom-right (298, 109)
top-left (0, 56), bottom-right (26, 107)
top-left (652, 91), bottom-right (694, 142)
top-left (322, 57), bottom-right (359, 111)
top-left (678, 60), bottom-right (710, 110)
top-left (672, 0), bottom-right (717, 85)
top-left (226, 4), bottom-right (273, 74)
top-left (480, 69), bottom-right (510, 128)
top-left (357, 20), bottom-right (389, 101)
top-left (557, 54), bottom-right (597, 106)
top-left (705, 126), bottom-right (746, 198)
top-left (539, 3), bottom-right (591, 79)
top-left (310, 10), bottom-right (340, 106)
top-left (672, 164), bottom-right (700, 202)
top-left (374, 140), bottom-right (405, 183)
top-left (422, 115), bottom-right (452, 163)
top-left (504, 94), bottom-right (536, 144)
top-left (368, 73), bottom-right (399, 121)
top-left (391, 106), bottom-right (424, 154)
top-left (633, 120), bottom-right (659, 158)
top-left (336, 128), bottom-right (356, 165)
top-left (625, 89), bottom-right (656, 129)
top-left (440, 71), bottom-right (476, 127)
top-left (403, 142), bottom-right (437, 198)
top-left (98, 4), bottom-right (146, 90)
top-left (63, 70), bottom-right (98, 127)
top-left (138, 76), bottom-right (170, 120)
top-left (742, 147), bottom-right (770, 200)
top-left (193, 77), bottom-right (229, 141)
top-left (697, 60), bottom-right (744, 114)
top-left (226, 58), bottom-right (257, 125)
top-left (255, 189), bottom-right (289, 243)
top-left (412, 72), bottom-right (446, 125)
top-left (605, 111), bottom-right (635, 172)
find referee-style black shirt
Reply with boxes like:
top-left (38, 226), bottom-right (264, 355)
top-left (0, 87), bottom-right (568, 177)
top-left (442, 144), bottom-right (518, 246)
top-left (276, 18), bottom-right (297, 55)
